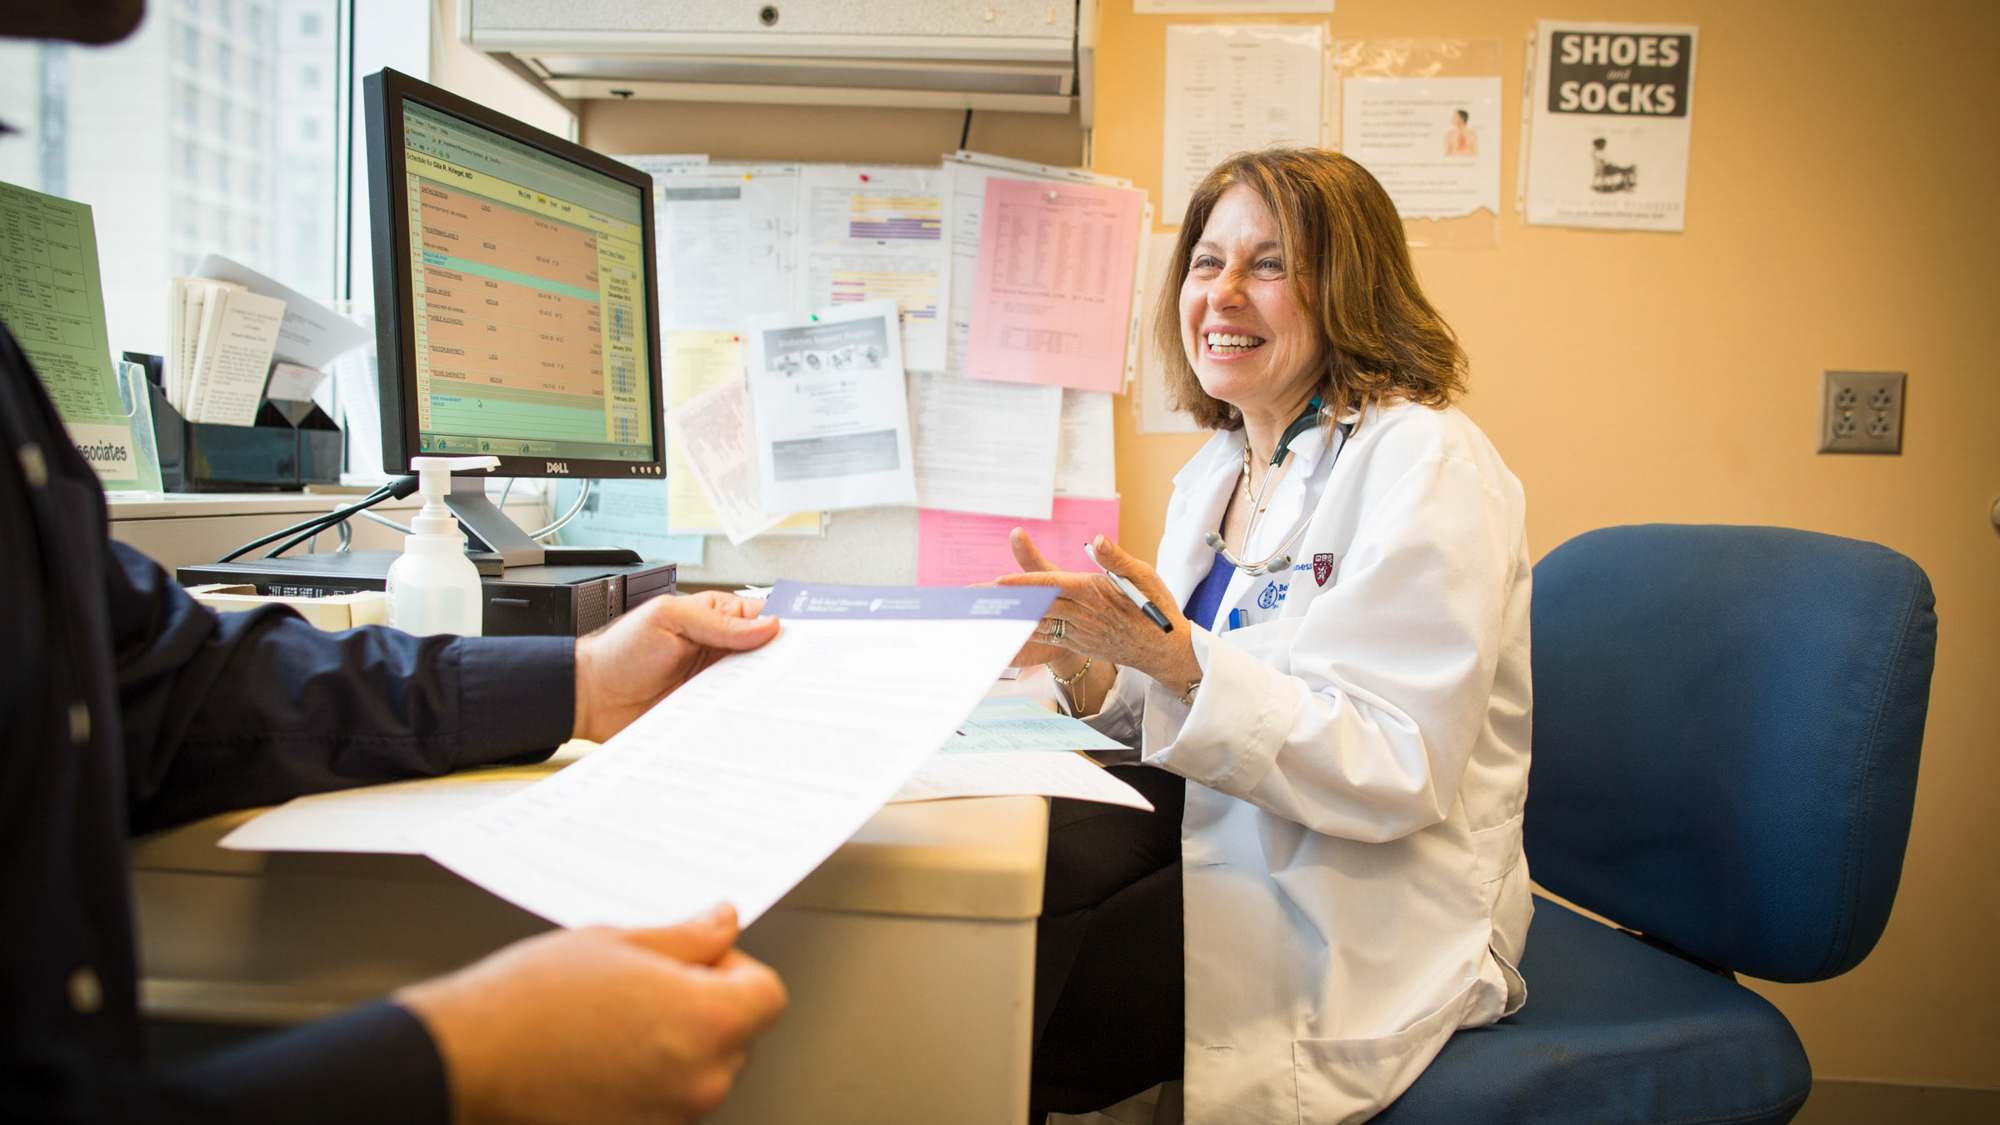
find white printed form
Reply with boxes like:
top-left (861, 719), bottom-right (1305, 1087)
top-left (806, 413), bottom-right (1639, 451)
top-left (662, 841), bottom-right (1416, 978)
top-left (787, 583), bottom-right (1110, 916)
top-left (909, 371), bottom-right (1061, 520)
top-left (187, 288), bottom-right (287, 426)
top-left (1162, 24), bottom-right (1331, 223)
top-left (797, 165), bottom-right (949, 373)
top-left (420, 582), bottom-right (1056, 928)
top-left (647, 164), bottom-right (799, 329)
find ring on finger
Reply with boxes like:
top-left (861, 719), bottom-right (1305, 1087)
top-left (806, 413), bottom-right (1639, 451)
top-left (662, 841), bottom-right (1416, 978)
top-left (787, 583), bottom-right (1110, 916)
top-left (1047, 619), bottom-right (1067, 643)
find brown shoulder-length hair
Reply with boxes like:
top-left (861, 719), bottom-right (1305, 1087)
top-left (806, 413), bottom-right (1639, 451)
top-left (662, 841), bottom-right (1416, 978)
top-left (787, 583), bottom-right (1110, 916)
top-left (1157, 148), bottom-right (1467, 430)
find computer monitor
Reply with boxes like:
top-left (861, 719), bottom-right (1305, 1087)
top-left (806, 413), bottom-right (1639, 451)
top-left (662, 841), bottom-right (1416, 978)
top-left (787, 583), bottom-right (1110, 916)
top-left (363, 67), bottom-right (662, 564)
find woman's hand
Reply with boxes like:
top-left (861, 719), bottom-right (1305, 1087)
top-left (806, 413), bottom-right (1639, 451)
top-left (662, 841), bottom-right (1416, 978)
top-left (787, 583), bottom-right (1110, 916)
top-left (1000, 528), bottom-right (1077, 668)
top-left (997, 530), bottom-right (1202, 691)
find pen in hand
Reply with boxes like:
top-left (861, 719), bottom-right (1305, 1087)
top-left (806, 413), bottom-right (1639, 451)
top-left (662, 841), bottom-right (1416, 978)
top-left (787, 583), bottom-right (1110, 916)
top-left (1083, 541), bottom-right (1174, 633)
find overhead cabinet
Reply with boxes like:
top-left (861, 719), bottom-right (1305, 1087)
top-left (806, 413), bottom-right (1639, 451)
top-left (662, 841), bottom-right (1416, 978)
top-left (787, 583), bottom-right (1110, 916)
top-left (460, 0), bottom-right (1099, 119)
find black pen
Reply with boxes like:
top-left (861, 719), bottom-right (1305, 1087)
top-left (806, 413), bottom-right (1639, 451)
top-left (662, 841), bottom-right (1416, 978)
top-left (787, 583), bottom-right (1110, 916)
top-left (1083, 542), bottom-right (1173, 633)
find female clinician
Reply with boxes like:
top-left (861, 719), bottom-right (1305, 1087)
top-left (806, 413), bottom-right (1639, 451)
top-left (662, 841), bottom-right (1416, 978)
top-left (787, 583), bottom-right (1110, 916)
top-left (1002, 148), bottom-right (1534, 1124)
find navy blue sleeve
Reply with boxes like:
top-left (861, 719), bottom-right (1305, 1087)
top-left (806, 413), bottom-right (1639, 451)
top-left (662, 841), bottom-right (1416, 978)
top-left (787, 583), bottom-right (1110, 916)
top-left (107, 540), bottom-right (576, 834)
top-left (156, 1002), bottom-right (449, 1125)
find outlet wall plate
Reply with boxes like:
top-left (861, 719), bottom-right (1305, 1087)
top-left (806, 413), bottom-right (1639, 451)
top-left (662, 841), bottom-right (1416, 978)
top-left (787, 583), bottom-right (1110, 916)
top-left (1819, 370), bottom-right (1905, 454)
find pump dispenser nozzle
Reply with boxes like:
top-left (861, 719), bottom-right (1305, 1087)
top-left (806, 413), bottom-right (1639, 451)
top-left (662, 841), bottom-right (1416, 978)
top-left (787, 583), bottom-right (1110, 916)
top-left (386, 456), bottom-right (500, 637)
top-left (407, 456), bottom-right (501, 538)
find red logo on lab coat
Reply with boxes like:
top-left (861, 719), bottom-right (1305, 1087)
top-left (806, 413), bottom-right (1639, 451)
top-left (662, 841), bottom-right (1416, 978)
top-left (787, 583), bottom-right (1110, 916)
top-left (1313, 553), bottom-right (1335, 586)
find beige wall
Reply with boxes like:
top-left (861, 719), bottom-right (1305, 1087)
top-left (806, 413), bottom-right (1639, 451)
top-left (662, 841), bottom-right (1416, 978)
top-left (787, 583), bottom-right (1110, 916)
top-left (576, 0), bottom-right (2000, 1088)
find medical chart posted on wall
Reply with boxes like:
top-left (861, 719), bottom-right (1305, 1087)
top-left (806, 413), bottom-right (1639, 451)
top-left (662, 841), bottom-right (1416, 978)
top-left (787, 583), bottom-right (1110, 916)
top-left (1162, 24), bottom-right (1330, 223)
top-left (797, 165), bottom-right (949, 373)
top-left (747, 300), bottom-right (917, 514)
top-left (920, 154), bottom-right (1131, 519)
top-left (419, 582), bottom-right (1056, 928)
top-left (1341, 76), bottom-right (1502, 220)
top-left (965, 177), bottom-right (1144, 395)
top-left (0, 182), bottom-right (144, 489)
top-left (646, 164), bottom-right (799, 329)
top-left (1524, 21), bottom-right (1698, 231)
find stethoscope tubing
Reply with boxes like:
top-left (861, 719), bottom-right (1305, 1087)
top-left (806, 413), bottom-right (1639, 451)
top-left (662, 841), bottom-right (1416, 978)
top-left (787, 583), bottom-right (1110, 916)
top-left (1207, 410), bottom-right (1353, 576)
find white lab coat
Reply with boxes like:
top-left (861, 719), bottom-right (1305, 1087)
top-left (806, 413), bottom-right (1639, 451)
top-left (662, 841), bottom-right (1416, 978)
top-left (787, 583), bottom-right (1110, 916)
top-left (1087, 399), bottom-right (1533, 1124)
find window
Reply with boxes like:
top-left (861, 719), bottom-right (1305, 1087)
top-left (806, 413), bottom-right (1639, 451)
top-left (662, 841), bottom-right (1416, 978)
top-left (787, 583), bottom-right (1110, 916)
top-left (0, 2), bottom-right (572, 365)
top-left (0, 0), bottom-right (344, 357)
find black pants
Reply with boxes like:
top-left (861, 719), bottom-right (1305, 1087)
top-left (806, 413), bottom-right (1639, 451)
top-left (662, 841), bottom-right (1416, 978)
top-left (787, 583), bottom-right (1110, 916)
top-left (1030, 765), bottom-right (1186, 1118)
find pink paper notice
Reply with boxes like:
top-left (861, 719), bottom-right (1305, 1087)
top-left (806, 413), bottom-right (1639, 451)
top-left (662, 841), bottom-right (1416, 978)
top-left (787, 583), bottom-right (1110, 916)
top-left (918, 497), bottom-right (1123, 587)
top-left (964, 177), bottom-right (1144, 394)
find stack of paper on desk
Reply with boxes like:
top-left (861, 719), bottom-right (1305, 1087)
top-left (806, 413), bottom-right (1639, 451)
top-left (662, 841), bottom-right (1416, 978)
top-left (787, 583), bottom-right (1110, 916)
top-left (222, 677), bottom-right (1153, 866)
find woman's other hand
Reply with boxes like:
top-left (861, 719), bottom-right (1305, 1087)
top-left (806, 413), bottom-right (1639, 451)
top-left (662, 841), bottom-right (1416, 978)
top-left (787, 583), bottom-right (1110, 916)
top-left (1001, 527), bottom-right (1074, 668)
top-left (998, 531), bottom-right (1201, 691)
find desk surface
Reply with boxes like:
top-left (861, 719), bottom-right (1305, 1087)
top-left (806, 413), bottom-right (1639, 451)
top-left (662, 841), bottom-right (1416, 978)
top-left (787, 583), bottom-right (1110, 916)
top-left (130, 790), bottom-right (1049, 924)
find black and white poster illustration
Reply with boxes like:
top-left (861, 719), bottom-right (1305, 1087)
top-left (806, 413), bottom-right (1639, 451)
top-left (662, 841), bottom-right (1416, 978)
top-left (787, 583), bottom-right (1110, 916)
top-left (747, 298), bottom-right (918, 514)
top-left (1525, 21), bottom-right (1699, 231)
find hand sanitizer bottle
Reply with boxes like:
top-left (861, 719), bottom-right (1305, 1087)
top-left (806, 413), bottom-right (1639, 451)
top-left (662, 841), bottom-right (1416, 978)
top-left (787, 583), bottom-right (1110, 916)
top-left (386, 455), bottom-right (500, 636)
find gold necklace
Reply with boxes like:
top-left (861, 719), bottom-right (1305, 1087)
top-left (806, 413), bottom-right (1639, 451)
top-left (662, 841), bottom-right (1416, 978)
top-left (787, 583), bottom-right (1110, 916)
top-left (1239, 444), bottom-right (1269, 513)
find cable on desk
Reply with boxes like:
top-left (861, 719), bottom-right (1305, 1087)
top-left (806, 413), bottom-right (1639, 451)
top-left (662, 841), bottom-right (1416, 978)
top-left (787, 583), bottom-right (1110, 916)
top-left (258, 477), bottom-right (420, 559)
top-left (533, 478), bottom-right (592, 541)
top-left (211, 476), bottom-right (417, 562)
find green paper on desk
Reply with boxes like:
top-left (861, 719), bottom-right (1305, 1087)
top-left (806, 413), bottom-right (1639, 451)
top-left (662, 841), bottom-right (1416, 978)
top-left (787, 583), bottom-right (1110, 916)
top-left (939, 698), bottom-right (1129, 754)
top-left (0, 181), bottom-right (144, 489)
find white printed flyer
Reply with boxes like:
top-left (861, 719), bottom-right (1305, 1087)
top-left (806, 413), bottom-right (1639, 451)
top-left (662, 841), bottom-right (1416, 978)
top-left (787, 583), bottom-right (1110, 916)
top-left (1341, 75), bottom-right (1502, 221)
top-left (1524, 21), bottom-right (1699, 232)
top-left (746, 299), bottom-right (918, 514)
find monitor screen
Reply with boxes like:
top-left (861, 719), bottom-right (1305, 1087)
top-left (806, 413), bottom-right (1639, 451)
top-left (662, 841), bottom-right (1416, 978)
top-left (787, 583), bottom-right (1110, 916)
top-left (366, 70), bottom-right (663, 479)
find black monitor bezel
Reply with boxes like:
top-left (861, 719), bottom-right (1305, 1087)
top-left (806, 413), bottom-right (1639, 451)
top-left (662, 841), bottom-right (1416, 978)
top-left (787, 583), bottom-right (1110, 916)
top-left (363, 67), bottom-right (665, 481)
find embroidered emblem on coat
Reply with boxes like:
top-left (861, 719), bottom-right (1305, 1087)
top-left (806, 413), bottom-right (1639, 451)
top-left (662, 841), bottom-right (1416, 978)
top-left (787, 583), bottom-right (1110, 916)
top-left (1313, 553), bottom-right (1335, 587)
top-left (1257, 582), bottom-right (1287, 609)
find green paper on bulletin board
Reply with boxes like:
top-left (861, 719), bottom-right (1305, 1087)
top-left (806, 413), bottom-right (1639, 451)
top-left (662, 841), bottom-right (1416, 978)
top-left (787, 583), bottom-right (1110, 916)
top-left (0, 180), bottom-right (145, 489)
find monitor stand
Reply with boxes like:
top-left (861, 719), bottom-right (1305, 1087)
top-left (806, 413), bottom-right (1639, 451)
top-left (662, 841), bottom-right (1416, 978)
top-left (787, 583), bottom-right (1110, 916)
top-left (445, 475), bottom-right (640, 568)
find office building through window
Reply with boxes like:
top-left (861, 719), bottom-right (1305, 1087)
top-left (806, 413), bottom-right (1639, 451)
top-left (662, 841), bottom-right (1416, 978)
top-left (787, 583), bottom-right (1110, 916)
top-left (0, 0), bottom-right (341, 358)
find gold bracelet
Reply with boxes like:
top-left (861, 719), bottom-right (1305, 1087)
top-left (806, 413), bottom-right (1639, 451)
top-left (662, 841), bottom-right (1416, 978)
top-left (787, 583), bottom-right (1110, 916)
top-left (1050, 657), bottom-right (1093, 716)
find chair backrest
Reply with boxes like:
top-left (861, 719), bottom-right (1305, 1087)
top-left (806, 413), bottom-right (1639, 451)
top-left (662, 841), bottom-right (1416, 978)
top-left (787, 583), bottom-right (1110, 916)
top-left (1525, 524), bottom-right (1935, 983)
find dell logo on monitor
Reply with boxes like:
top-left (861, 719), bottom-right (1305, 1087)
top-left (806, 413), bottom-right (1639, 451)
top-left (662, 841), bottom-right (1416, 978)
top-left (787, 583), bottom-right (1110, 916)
top-left (545, 461), bottom-right (570, 474)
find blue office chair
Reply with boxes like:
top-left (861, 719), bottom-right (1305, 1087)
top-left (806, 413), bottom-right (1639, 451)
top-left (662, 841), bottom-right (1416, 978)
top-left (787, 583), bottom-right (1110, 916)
top-left (1375, 524), bottom-right (1936, 1125)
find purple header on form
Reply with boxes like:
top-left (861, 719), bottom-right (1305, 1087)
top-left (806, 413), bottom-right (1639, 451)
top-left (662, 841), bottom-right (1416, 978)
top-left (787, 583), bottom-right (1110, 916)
top-left (766, 581), bottom-right (1054, 622)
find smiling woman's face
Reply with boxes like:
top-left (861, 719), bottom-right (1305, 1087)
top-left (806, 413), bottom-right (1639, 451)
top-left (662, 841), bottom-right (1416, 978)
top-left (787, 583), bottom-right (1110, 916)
top-left (1179, 184), bottom-right (1322, 427)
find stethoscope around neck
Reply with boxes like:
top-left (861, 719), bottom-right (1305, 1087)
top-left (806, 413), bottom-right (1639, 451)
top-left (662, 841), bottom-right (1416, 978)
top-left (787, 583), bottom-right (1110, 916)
top-left (1205, 396), bottom-right (1353, 576)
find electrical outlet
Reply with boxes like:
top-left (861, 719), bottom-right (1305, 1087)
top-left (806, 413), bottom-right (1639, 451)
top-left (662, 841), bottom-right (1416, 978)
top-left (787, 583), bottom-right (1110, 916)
top-left (1819, 371), bottom-right (1905, 454)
